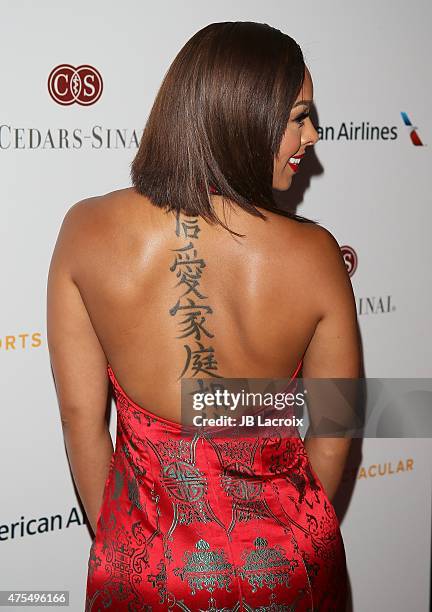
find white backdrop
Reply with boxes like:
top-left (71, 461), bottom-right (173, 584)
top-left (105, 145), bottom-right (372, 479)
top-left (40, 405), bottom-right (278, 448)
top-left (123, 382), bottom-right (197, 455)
top-left (1, 1), bottom-right (431, 610)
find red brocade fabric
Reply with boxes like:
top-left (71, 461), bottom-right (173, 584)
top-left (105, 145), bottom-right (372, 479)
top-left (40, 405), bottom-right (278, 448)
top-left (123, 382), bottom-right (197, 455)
top-left (85, 362), bottom-right (347, 611)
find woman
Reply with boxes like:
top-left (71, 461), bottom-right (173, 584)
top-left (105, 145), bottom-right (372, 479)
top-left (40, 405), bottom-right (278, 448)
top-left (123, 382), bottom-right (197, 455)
top-left (47, 21), bottom-right (361, 611)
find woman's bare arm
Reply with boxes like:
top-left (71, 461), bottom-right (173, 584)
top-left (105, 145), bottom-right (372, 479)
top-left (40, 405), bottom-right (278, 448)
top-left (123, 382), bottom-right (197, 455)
top-left (301, 224), bottom-right (362, 501)
top-left (47, 199), bottom-right (112, 535)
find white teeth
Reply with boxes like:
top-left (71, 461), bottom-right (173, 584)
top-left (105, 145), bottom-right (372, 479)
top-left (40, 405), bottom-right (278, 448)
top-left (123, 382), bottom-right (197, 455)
top-left (288, 157), bottom-right (301, 164)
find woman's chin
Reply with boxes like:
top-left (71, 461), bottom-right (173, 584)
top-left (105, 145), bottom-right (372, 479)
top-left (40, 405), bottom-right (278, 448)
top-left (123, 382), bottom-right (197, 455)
top-left (272, 177), bottom-right (293, 192)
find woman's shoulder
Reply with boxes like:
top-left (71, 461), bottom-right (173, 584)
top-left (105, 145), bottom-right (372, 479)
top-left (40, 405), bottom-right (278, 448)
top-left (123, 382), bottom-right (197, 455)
top-left (281, 219), bottom-right (348, 288)
top-left (298, 222), bottom-right (354, 307)
top-left (62, 187), bottom-right (140, 220)
top-left (275, 214), bottom-right (343, 262)
top-left (298, 222), bottom-right (343, 257)
top-left (52, 188), bottom-right (148, 274)
top-left (59, 187), bottom-right (153, 242)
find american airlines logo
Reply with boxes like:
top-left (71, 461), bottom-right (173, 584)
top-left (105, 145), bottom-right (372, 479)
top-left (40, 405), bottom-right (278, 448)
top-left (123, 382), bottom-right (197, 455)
top-left (400, 112), bottom-right (425, 146)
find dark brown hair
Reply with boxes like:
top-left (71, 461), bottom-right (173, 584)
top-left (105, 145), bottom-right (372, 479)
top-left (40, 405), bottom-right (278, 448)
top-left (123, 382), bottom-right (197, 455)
top-left (131, 21), bottom-right (317, 236)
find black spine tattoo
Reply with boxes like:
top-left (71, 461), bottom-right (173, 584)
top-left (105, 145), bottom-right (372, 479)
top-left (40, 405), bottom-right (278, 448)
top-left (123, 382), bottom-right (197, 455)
top-left (169, 212), bottom-right (223, 382)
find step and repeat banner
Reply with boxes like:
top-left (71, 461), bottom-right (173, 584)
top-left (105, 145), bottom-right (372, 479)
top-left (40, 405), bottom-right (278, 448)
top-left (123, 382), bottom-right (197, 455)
top-left (1, 1), bottom-right (431, 610)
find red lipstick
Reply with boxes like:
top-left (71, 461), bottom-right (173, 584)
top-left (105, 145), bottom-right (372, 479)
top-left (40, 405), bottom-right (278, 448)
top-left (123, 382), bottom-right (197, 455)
top-left (288, 154), bottom-right (305, 173)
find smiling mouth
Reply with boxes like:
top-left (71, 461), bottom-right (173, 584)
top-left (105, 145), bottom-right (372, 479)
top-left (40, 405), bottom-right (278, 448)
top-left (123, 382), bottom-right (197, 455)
top-left (288, 154), bottom-right (305, 173)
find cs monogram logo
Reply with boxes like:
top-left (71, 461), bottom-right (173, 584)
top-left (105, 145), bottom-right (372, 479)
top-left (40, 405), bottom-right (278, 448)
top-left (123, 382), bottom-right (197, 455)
top-left (340, 245), bottom-right (358, 277)
top-left (47, 64), bottom-right (103, 106)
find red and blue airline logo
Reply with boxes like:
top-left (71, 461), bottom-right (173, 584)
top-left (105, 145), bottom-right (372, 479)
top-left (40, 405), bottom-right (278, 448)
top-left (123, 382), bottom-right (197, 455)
top-left (400, 112), bottom-right (424, 146)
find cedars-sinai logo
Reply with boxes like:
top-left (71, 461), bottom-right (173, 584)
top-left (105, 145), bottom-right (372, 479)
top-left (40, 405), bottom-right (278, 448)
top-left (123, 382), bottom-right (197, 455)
top-left (47, 64), bottom-right (103, 106)
top-left (340, 245), bottom-right (358, 277)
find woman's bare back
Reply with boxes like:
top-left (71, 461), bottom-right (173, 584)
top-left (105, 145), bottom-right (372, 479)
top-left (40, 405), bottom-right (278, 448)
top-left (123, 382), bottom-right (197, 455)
top-left (48, 186), bottom-right (359, 424)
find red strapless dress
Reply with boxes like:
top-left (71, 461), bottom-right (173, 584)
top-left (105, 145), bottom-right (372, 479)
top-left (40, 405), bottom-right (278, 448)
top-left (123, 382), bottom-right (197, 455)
top-left (85, 361), bottom-right (347, 611)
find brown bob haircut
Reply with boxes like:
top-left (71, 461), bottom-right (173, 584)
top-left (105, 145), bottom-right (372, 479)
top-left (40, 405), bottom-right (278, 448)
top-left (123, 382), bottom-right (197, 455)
top-left (131, 21), bottom-right (317, 236)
